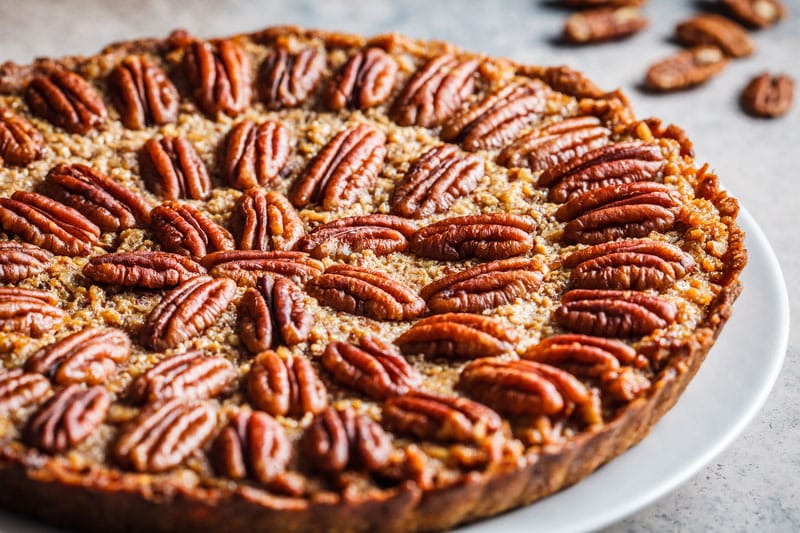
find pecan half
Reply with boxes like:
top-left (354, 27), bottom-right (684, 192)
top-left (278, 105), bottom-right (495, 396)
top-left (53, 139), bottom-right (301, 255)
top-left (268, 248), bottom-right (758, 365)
top-left (0, 107), bottom-right (44, 166)
top-left (130, 351), bottom-right (235, 403)
top-left (383, 392), bottom-right (502, 443)
top-left (420, 257), bottom-right (546, 314)
top-left (441, 80), bottom-right (549, 151)
top-left (0, 369), bottom-right (51, 414)
top-left (0, 190), bottom-right (100, 256)
top-left (25, 328), bottom-right (131, 385)
top-left (289, 124), bottom-right (386, 210)
top-left (556, 289), bottom-right (678, 337)
top-left (538, 141), bottom-right (666, 203)
top-left (25, 70), bottom-right (107, 134)
top-left (202, 250), bottom-right (324, 286)
top-left (390, 144), bottom-right (484, 219)
top-left (110, 55), bottom-right (179, 130)
top-left (259, 46), bottom-right (326, 109)
top-left (396, 313), bottom-right (518, 359)
top-left (114, 399), bottom-right (216, 473)
top-left (321, 338), bottom-right (422, 400)
top-left (556, 182), bottom-right (681, 244)
top-left (0, 242), bottom-right (52, 283)
top-left (390, 54), bottom-right (480, 127)
top-left (324, 48), bottom-right (398, 111)
top-left (563, 7), bottom-right (648, 44)
top-left (563, 239), bottom-right (695, 290)
top-left (246, 350), bottom-right (328, 418)
top-left (721, 0), bottom-right (786, 28)
top-left (0, 287), bottom-right (66, 337)
top-left (741, 73), bottom-right (794, 118)
top-left (231, 189), bottom-right (304, 252)
top-left (644, 46), bottom-right (728, 92)
top-left (223, 120), bottom-right (291, 189)
top-left (140, 137), bottom-right (212, 201)
top-left (83, 251), bottom-right (206, 289)
top-left (24, 385), bottom-right (109, 454)
top-left (238, 274), bottom-right (314, 353)
top-left (297, 214), bottom-right (416, 259)
top-left (675, 14), bottom-right (754, 58)
top-left (212, 410), bottom-right (291, 483)
top-left (141, 275), bottom-right (236, 350)
top-left (44, 163), bottom-right (151, 232)
top-left (150, 201), bottom-right (234, 261)
top-left (307, 264), bottom-right (426, 321)
top-left (409, 213), bottom-right (535, 261)
top-left (538, 66), bottom-right (605, 99)
top-left (183, 39), bottom-right (251, 117)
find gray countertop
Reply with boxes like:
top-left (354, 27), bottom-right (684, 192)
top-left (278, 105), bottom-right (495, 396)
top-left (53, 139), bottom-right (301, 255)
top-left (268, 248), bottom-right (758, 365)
top-left (0, 0), bottom-right (797, 531)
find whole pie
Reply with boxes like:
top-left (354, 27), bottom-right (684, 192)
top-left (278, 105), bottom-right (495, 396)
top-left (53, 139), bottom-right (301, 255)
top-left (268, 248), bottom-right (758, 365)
top-left (0, 26), bottom-right (745, 531)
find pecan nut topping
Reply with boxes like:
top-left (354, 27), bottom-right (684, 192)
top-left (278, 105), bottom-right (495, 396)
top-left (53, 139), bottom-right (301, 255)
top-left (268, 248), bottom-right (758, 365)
top-left (297, 214), bottom-right (416, 260)
top-left (231, 189), bottom-right (304, 252)
top-left (321, 338), bottom-right (422, 400)
top-left (675, 14), bottom-right (754, 58)
top-left (324, 48), bottom-right (398, 111)
top-left (644, 46), bottom-right (729, 92)
top-left (246, 350), bottom-right (328, 418)
top-left (259, 46), bottom-right (326, 109)
top-left (290, 124), bottom-right (387, 210)
top-left (212, 410), bottom-right (291, 483)
top-left (556, 289), bottom-right (678, 338)
top-left (396, 313), bottom-right (518, 359)
top-left (740, 73), bottom-right (794, 118)
top-left (390, 54), bottom-right (480, 128)
top-left (109, 55), bottom-right (180, 130)
top-left (114, 399), bottom-right (216, 473)
top-left (307, 264), bottom-right (426, 321)
top-left (24, 385), bottom-right (110, 453)
top-left (441, 80), bottom-right (550, 151)
top-left (538, 65), bottom-right (606, 99)
top-left (150, 201), bottom-right (234, 261)
top-left (223, 120), bottom-right (291, 189)
top-left (0, 242), bottom-right (52, 283)
top-left (0, 107), bottom-right (44, 166)
top-left (420, 257), bottom-right (546, 314)
top-left (0, 369), bottom-right (51, 414)
top-left (183, 39), bottom-right (252, 117)
top-left (721, 0), bottom-right (786, 28)
top-left (563, 7), bottom-right (647, 44)
top-left (83, 251), bottom-right (206, 289)
top-left (130, 351), bottom-right (235, 403)
top-left (0, 287), bottom-right (66, 338)
top-left (25, 328), bottom-right (131, 385)
top-left (630, 117), bottom-right (695, 158)
top-left (44, 163), bottom-right (151, 232)
top-left (0, 190), bottom-right (100, 256)
top-left (25, 70), bottom-right (107, 134)
top-left (141, 275), bottom-right (237, 350)
top-left (202, 250), bottom-right (324, 286)
top-left (140, 137), bottom-right (212, 201)
top-left (409, 213), bottom-right (535, 261)
top-left (390, 144), bottom-right (484, 219)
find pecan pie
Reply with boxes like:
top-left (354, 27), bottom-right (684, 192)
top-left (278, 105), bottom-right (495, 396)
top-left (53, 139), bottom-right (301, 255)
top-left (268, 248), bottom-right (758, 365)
top-left (0, 25), bottom-right (745, 532)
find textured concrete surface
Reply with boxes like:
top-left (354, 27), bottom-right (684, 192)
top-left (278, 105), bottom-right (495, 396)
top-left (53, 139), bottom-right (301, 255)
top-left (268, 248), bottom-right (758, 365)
top-left (0, 0), bottom-right (797, 531)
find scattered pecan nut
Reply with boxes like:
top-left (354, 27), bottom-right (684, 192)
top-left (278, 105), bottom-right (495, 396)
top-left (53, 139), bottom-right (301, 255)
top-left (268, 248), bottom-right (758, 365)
top-left (721, 0), bottom-right (786, 28)
top-left (201, 250), bottom-right (324, 287)
top-left (231, 189), bottom-right (304, 252)
top-left (563, 7), bottom-right (648, 44)
top-left (83, 251), bottom-right (206, 289)
top-left (740, 73), bottom-right (794, 118)
top-left (324, 48), bottom-right (398, 111)
top-left (183, 39), bottom-right (252, 117)
top-left (140, 136), bottom-right (212, 201)
top-left (0, 369), bottom-right (51, 414)
top-left (259, 46), bottom-right (326, 109)
top-left (25, 70), bottom-right (107, 134)
top-left (0, 287), bottom-right (66, 338)
top-left (110, 55), bottom-right (180, 130)
top-left (297, 214), bottom-right (416, 259)
top-left (150, 201), bottom-right (234, 261)
top-left (129, 351), bottom-right (235, 403)
top-left (675, 14), bottom-right (754, 58)
top-left (246, 350), bottom-right (328, 418)
top-left (644, 46), bottom-right (729, 92)
top-left (0, 107), bottom-right (44, 166)
top-left (0, 242), bottom-right (52, 283)
top-left (396, 313), bottom-right (518, 359)
top-left (223, 120), bottom-right (291, 189)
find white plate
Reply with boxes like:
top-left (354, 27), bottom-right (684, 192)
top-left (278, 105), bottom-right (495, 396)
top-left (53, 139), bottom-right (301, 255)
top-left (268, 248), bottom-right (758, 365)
top-left (0, 208), bottom-right (789, 533)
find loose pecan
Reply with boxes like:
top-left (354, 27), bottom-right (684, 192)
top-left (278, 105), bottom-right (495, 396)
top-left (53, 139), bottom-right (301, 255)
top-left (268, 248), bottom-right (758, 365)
top-left (246, 350), bottom-right (328, 418)
top-left (83, 251), bottom-right (206, 289)
top-left (130, 351), bottom-right (235, 403)
top-left (321, 338), bottom-right (422, 400)
top-left (644, 46), bottom-right (728, 92)
top-left (563, 239), bottom-right (695, 290)
top-left (150, 201), bottom-right (234, 261)
top-left (556, 182), bottom-right (681, 244)
top-left (556, 289), bottom-right (678, 338)
top-left (141, 275), bottom-right (236, 350)
top-left (0, 287), bottom-right (66, 337)
top-left (0, 107), bottom-right (44, 166)
top-left (259, 46), bottom-right (326, 109)
top-left (307, 264), bottom-right (426, 321)
top-left (238, 274), bottom-right (314, 353)
top-left (409, 213), bottom-right (535, 261)
top-left (25, 70), bottom-right (107, 134)
top-left (420, 257), bottom-right (546, 314)
top-left (0, 242), bottom-right (52, 283)
top-left (390, 144), bottom-right (484, 219)
top-left (25, 328), bottom-right (131, 385)
top-left (675, 14), bottom-right (754, 58)
top-left (202, 250), bottom-right (324, 286)
top-left (110, 55), bottom-right (179, 130)
top-left (114, 399), bottom-right (216, 473)
top-left (140, 136), bottom-right (212, 201)
top-left (289, 124), bottom-right (386, 210)
top-left (223, 120), bottom-right (291, 189)
top-left (297, 214), bottom-right (416, 260)
top-left (44, 163), bottom-right (151, 232)
top-left (721, 0), bottom-right (786, 28)
top-left (324, 48), bottom-right (398, 111)
top-left (231, 189), bottom-right (304, 252)
top-left (0, 369), bottom-right (51, 414)
top-left (390, 54), bottom-right (480, 127)
top-left (183, 39), bottom-right (251, 117)
top-left (383, 392), bottom-right (502, 443)
top-left (0, 190), bottom-right (100, 256)
top-left (396, 313), bottom-right (518, 359)
top-left (24, 385), bottom-right (110, 453)
top-left (741, 73), bottom-right (794, 118)
top-left (563, 7), bottom-right (648, 44)
top-left (212, 410), bottom-right (291, 483)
